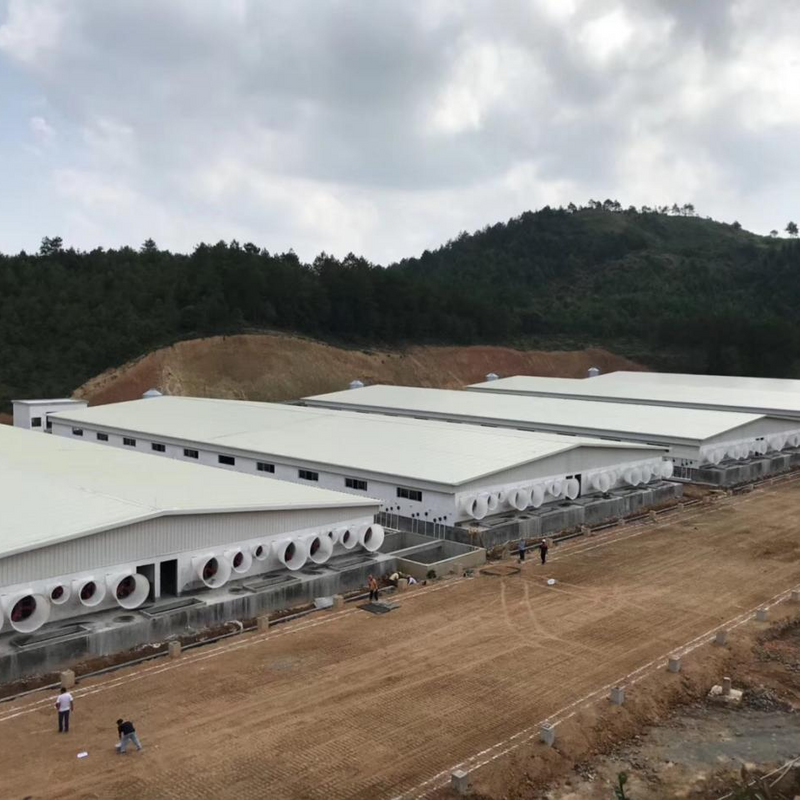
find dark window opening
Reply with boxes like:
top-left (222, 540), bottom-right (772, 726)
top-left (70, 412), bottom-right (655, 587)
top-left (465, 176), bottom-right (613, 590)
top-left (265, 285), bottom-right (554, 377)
top-left (97, 432), bottom-right (109, 441)
top-left (257, 462), bottom-right (275, 473)
top-left (72, 427), bottom-right (84, 437)
top-left (397, 487), bottom-right (423, 502)
top-left (218, 455), bottom-right (235, 466)
top-left (123, 437), bottom-right (136, 447)
top-left (299, 469), bottom-right (319, 481)
top-left (345, 477), bottom-right (368, 491)
top-left (184, 448), bottom-right (199, 459)
top-left (151, 443), bottom-right (166, 452)
top-left (31, 416), bottom-right (42, 428)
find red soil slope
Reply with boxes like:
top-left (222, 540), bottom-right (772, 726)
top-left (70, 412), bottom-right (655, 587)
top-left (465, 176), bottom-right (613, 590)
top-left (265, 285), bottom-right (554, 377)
top-left (75, 333), bottom-right (645, 405)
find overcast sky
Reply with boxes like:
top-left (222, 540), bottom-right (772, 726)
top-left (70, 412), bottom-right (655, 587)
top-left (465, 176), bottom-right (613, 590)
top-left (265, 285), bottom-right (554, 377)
top-left (1, 0), bottom-right (799, 263)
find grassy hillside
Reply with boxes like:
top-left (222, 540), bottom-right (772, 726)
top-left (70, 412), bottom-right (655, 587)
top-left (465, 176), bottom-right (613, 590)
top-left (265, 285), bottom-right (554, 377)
top-left (0, 206), bottom-right (796, 407)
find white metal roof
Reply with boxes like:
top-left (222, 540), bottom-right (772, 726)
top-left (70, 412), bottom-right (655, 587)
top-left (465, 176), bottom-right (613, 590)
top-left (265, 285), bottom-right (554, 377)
top-left (593, 371), bottom-right (800, 394)
top-left (0, 424), bottom-right (377, 560)
top-left (302, 385), bottom-right (774, 444)
top-left (467, 375), bottom-right (800, 418)
top-left (50, 396), bottom-right (662, 489)
top-left (11, 398), bottom-right (87, 406)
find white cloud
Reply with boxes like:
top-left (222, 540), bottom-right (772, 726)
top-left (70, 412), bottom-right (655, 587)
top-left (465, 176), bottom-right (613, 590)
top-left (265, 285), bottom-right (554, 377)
top-left (0, 0), bottom-right (63, 65)
top-left (0, 0), bottom-right (799, 259)
top-left (29, 115), bottom-right (56, 144)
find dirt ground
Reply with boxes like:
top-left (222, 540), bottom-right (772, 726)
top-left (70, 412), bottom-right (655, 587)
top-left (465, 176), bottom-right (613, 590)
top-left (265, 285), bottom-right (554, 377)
top-left (2, 479), bottom-right (800, 800)
top-left (541, 619), bottom-right (800, 799)
top-left (74, 332), bottom-right (644, 405)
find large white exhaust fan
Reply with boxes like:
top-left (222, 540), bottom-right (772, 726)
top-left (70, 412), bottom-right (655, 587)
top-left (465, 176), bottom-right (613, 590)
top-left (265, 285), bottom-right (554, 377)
top-left (73, 576), bottom-right (107, 607)
top-left (3, 591), bottom-right (50, 633)
top-left (107, 573), bottom-right (150, 609)
top-left (192, 554), bottom-right (232, 589)
top-left (359, 523), bottom-right (385, 552)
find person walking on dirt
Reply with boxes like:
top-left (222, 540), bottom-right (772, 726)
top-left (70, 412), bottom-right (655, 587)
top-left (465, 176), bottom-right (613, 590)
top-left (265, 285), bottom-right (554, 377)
top-left (368, 575), bottom-right (380, 602)
top-left (55, 687), bottom-right (73, 733)
top-left (116, 719), bottom-right (143, 753)
top-left (518, 538), bottom-right (526, 563)
top-left (540, 539), bottom-right (549, 565)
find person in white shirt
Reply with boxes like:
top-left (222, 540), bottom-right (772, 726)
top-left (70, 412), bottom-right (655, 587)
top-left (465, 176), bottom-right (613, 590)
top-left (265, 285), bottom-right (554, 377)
top-left (55, 687), bottom-right (74, 733)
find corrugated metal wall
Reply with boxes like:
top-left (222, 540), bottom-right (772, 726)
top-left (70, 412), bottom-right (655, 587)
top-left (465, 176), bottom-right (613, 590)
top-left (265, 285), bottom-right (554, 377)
top-left (0, 506), bottom-right (372, 585)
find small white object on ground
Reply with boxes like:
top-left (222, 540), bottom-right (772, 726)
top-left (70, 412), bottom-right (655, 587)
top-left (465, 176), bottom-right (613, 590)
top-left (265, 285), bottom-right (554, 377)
top-left (547, 578), bottom-right (556, 586)
top-left (77, 751), bottom-right (89, 758)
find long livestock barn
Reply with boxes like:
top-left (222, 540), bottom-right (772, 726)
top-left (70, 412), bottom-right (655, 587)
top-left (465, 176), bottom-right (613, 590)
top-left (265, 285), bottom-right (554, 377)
top-left (589, 370), bottom-right (800, 394)
top-left (0, 424), bottom-right (380, 636)
top-left (48, 396), bottom-right (669, 526)
top-left (303, 384), bottom-right (800, 477)
top-left (467, 374), bottom-right (800, 419)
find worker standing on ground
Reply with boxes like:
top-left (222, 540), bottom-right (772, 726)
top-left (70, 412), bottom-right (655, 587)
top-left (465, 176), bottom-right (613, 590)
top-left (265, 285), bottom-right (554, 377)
top-left (368, 574), bottom-right (380, 602)
top-left (518, 538), bottom-right (526, 563)
top-left (116, 718), bottom-right (143, 753)
top-left (540, 538), bottom-right (549, 565)
top-left (55, 687), bottom-right (73, 733)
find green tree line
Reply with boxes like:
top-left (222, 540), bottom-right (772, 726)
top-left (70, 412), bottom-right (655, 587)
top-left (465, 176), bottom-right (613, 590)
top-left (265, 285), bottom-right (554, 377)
top-left (0, 204), bottom-right (798, 408)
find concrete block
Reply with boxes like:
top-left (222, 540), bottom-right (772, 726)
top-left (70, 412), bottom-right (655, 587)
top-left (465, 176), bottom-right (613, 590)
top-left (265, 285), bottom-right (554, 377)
top-left (791, 590), bottom-right (800, 603)
top-left (755, 607), bottom-right (768, 622)
top-left (257, 615), bottom-right (271, 633)
top-left (609, 686), bottom-right (625, 705)
top-left (397, 578), bottom-right (409, 592)
top-left (60, 669), bottom-right (75, 689)
top-left (667, 655), bottom-right (681, 673)
top-left (451, 769), bottom-right (470, 796)
top-left (540, 722), bottom-right (555, 747)
top-left (168, 641), bottom-right (181, 659)
top-left (618, 517), bottom-right (626, 527)
top-left (648, 510), bottom-right (657, 522)
top-left (332, 594), bottom-right (345, 609)
top-left (714, 629), bottom-right (728, 646)
top-left (678, 502), bottom-right (685, 512)
top-left (722, 677), bottom-right (732, 696)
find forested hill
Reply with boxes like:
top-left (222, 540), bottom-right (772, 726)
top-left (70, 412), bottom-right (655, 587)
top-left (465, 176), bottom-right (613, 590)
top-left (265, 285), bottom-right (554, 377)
top-left (1, 204), bottom-right (798, 407)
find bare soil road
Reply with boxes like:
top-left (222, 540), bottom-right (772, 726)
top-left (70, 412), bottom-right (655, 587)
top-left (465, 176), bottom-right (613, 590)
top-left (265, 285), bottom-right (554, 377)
top-left (2, 479), bottom-right (800, 800)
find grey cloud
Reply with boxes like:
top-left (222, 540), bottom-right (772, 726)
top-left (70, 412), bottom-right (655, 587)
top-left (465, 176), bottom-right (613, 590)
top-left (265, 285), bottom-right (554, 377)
top-left (0, 0), bottom-right (799, 260)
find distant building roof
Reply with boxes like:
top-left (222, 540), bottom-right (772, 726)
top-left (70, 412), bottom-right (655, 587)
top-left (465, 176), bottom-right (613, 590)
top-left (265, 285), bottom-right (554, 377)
top-left (466, 375), bottom-right (800, 418)
top-left (303, 384), bottom-right (776, 445)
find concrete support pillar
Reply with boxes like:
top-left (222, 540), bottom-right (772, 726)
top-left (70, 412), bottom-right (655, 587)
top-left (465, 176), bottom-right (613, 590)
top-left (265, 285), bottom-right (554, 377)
top-left (678, 502), bottom-right (685, 512)
top-left (580, 525), bottom-right (591, 536)
top-left (60, 669), bottom-right (76, 689)
top-left (722, 677), bottom-right (732, 697)
top-left (714, 629), bottom-right (728, 646)
top-left (609, 686), bottom-right (625, 705)
top-left (668, 655), bottom-right (681, 673)
top-left (450, 770), bottom-right (470, 796)
top-left (618, 517), bottom-right (626, 527)
top-left (168, 641), bottom-right (181, 659)
top-left (257, 615), bottom-right (271, 633)
top-left (332, 594), bottom-right (345, 609)
top-left (397, 578), bottom-right (409, 592)
top-left (649, 510), bottom-right (657, 522)
top-left (755, 608), bottom-right (768, 622)
top-left (540, 722), bottom-right (555, 747)
top-left (791, 590), bottom-right (800, 603)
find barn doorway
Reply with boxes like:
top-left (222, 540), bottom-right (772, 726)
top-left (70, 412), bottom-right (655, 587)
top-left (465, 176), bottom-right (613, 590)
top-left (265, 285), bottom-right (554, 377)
top-left (159, 559), bottom-right (178, 598)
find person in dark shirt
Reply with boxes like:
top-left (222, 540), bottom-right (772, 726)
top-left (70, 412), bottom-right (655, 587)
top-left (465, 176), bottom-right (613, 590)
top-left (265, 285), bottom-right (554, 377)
top-left (540, 539), bottom-right (549, 565)
top-left (518, 538), bottom-right (526, 563)
top-left (117, 718), bottom-right (143, 753)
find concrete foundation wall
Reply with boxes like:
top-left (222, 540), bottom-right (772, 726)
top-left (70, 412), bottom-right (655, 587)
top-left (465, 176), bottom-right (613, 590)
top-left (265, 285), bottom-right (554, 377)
top-left (693, 451), bottom-right (800, 486)
top-left (0, 555), bottom-right (393, 683)
top-left (449, 482), bottom-right (683, 550)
